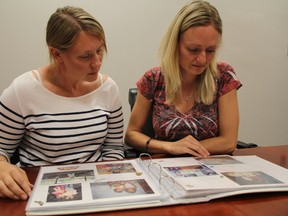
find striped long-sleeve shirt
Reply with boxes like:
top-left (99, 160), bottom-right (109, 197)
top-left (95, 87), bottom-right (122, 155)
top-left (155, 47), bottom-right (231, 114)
top-left (0, 71), bottom-right (124, 167)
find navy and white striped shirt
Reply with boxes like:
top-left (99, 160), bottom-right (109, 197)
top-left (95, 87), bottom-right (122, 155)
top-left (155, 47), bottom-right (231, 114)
top-left (0, 71), bottom-right (124, 167)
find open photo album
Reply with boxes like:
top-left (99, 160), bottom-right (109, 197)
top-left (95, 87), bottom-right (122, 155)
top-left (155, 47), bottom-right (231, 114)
top-left (26, 154), bottom-right (288, 215)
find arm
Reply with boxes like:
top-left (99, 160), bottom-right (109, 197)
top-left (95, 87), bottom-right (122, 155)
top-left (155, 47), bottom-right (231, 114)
top-left (200, 89), bottom-right (239, 154)
top-left (0, 83), bottom-right (33, 200)
top-left (101, 78), bottom-right (125, 160)
top-left (125, 92), bottom-right (153, 151)
top-left (125, 92), bottom-right (210, 157)
top-left (101, 105), bottom-right (125, 160)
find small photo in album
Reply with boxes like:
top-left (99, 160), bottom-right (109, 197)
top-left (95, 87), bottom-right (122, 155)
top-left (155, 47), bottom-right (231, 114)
top-left (40, 170), bottom-right (95, 185)
top-left (196, 156), bottom-right (243, 165)
top-left (164, 165), bottom-right (218, 178)
top-left (96, 162), bottom-right (137, 174)
top-left (46, 183), bottom-right (82, 202)
top-left (222, 171), bottom-right (284, 185)
top-left (90, 179), bottom-right (154, 199)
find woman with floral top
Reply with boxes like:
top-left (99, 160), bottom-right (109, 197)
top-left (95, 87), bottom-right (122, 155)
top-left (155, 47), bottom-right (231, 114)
top-left (125, 0), bottom-right (242, 157)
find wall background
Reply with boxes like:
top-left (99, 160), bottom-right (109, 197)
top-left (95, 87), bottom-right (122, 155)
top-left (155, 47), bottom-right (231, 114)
top-left (0, 0), bottom-right (287, 146)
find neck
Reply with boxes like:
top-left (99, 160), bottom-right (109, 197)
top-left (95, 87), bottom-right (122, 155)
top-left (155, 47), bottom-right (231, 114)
top-left (181, 71), bottom-right (198, 88)
top-left (181, 80), bottom-right (197, 96)
top-left (41, 64), bottom-right (84, 97)
top-left (180, 76), bottom-right (198, 106)
top-left (50, 65), bottom-right (76, 91)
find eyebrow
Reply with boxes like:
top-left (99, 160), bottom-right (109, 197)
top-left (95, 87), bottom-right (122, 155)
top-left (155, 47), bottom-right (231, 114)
top-left (187, 44), bottom-right (218, 49)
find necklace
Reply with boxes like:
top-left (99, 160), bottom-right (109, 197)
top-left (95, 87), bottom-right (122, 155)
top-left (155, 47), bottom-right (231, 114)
top-left (184, 95), bottom-right (193, 104)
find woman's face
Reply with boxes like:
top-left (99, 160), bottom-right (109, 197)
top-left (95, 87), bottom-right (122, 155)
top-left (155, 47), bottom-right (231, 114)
top-left (59, 31), bottom-right (104, 82)
top-left (178, 25), bottom-right (220, 77)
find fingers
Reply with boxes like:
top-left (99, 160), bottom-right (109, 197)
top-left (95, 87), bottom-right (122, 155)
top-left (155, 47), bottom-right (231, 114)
top-left (11, 168), bottom-right (33, 199)
top-left (19, 168), bottom-right (34, 189)
top-left (171, 135), bottom-right (210, 157)
top-left (186, 137), bottom-right (210, 157)
top-left (0, 180), bottom-right (21, 200)
top-left (187, 144), bottom-right (210, 157)
top-left (189, 143), bottom-right (210, 157)
top-left (0, 164), bottom-right (32, 200)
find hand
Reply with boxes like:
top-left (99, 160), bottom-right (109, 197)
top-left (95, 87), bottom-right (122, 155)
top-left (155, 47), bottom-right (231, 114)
top-left (166, 135), bottom-right (210, 157)
top-left (0, 161), bottom-right (33, 200)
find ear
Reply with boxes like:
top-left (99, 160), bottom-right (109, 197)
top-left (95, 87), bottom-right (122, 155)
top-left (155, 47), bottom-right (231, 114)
top-left (49, 46), bottom-right (63, 63)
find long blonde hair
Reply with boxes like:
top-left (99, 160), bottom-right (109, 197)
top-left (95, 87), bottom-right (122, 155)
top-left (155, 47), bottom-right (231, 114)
top-left (159, 0), bottom-right (222, 105)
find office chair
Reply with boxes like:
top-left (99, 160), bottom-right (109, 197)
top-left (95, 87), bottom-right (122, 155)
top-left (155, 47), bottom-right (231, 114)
top-left (125, 88), bottom-right (257, 158)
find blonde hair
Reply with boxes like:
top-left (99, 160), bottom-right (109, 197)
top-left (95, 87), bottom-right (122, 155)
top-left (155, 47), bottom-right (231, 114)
top-left (159, 0), bottom-right (222, 105)
top-left (46, 6), bottom-right (107, 61)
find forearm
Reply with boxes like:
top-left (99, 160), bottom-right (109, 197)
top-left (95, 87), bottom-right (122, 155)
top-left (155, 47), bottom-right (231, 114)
top-left (125, 131), bottom-right (170, 154)
top-left (200, 135), bottom-right (237, 155)
top-left (202, 89), bottom-right (239, 155)
top-left (103, 104), bottom-right (125, 160)
top-left (102, 144), bottom-right (125, 160)
top-left (102, 131), bottom-right (125, 160)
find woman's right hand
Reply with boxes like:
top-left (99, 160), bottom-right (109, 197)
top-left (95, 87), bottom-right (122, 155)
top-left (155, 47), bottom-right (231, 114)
top-left (165, 135), bottom-right (210, 157)
top-left (0, 161), bottom-right (33, 200)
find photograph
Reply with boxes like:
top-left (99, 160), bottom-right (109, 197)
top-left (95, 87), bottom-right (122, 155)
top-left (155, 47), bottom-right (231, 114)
top-left (46, 183), bottom-right (82, 202)
top-left (164, 165), bottom-right (217, 178)
top-left (196, 156), bottom-right (243, 166)
top-left (90, 179), bottom-right (154, 199)
top-left (40, 170), bottom-right (95, 185)
top-left (222, 171), bottom-right (284, 185)
top-left (96, 162), bottom-right (137, 174)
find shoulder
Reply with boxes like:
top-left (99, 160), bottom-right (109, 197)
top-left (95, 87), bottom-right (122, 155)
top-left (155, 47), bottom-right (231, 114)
top-left (3, 71), bottom-right (35, 94)
top-left (139, 66), bottom-right (164, 86)
top-left (102, 75), bottom-right (122, 109)
top-left (143, 66), bottom-right (163, 79)
top-left (14, 71), bottom-right (34, 83)
top-left (217, 61), bottom-right (235, 73)
top-left (137, 66), bottom-right (164, 85)
top-left (100, 74), bottom-right (121, 98)
top-left (136, 66), bottom-right (165, 100)
top-left (103, 74), bottom-right (119, 89)
top-left (217, 61), bottom-right (240, 81)
top-left (216, 61), bottom-right (242, 94)
top-left (0, 71), bottom-right (36, 111)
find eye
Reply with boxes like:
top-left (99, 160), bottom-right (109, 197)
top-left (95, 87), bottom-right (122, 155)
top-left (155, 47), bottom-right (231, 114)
top-left (206, 49), bottom-right (216, 54)
top-left (188, 48), bottom-right (200, 55)
top-left (79, 53), bottom-right (92, 60)
top-left (96, 48), bottom-right (104, 55)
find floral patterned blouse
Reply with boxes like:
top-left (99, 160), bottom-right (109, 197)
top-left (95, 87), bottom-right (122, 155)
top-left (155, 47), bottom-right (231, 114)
top-left (136, 62), bottom-right (242, 141)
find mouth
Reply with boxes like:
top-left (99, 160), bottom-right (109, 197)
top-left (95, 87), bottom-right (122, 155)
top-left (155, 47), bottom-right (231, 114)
top-left (193, 64), bottom-right (206, 68)
top-left (88, 71), bottom-right (98, 75)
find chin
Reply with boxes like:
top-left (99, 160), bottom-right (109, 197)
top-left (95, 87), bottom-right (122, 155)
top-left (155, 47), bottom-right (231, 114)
top-left (86, 73), bottom-right (98, 81)
top-left (193, 67), bottom-right (206, 74)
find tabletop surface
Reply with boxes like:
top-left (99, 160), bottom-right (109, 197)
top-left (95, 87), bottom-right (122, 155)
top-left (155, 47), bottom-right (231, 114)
top-left (1, 145), bottom-right (288, 216)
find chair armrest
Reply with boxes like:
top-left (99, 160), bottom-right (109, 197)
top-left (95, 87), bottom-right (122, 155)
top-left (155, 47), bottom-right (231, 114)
top-left (124, 148), bottom-right (142, 158)
top-left (237, 141), bottom-right (258, 149)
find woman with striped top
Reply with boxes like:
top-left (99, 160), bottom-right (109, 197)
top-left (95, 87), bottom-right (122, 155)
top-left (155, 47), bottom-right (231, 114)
top-left (0, 6), bottom-right (124, 200)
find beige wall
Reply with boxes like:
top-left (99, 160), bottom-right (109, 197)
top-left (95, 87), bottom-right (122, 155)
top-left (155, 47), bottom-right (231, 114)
top-left (0, 0), bottom-right (287, 146)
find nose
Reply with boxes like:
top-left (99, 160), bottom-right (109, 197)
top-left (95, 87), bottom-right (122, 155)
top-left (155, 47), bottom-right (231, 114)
top-left (90, 53), bottom-right (102, 68)
top-left (196, 50), bottom-right (206, 64)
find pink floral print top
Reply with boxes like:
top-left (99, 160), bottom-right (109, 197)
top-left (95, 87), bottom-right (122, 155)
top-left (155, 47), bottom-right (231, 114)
top-left (136, 62), bottom-right (242, 141)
